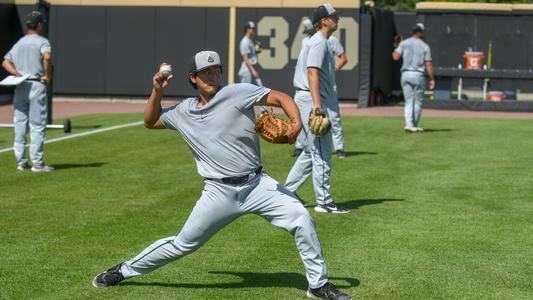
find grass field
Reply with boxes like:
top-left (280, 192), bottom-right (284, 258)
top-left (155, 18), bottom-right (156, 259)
top-left (1, 113), bottom-right (532, 300)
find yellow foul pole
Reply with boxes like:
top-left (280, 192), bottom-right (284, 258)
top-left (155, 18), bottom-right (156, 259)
top-left (228, 6), bottom-right (236, 84)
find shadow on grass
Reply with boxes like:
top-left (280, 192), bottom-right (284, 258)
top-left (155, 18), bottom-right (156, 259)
top-left (343, 151), bottom-right (377, 157)
top-left (339, 198), bottom-right (404, 210)
top-left (421, 128), bottom-right (453, 133)
top-left (52, 162), bottom-right (107, 170)
top-left (122, 271), bottom-right (359, 291)
top-left (71, 124), bottom-right (102, 129)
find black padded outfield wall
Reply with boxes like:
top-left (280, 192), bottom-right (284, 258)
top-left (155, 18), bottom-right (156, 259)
top-left (11, 5), bottom-right (229, 97)
top-left (419, 11), bottom-right (533, 93)
top-left (0, 2), bottom-right (23, 98)
top-left (235, 8), bottom-right (360, 100)
top-left (8, 4), bottom-right (359, 99)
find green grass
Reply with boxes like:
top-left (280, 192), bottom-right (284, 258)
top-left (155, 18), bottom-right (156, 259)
top-left (1, 113), bottom-right (532, 299)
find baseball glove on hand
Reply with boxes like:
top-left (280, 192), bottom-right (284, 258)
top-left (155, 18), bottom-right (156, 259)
top-left (393, 35), bottom-right (403, 48)
top-left (309, 107), bottom-right (330, 136)
top-left (254, 40), bottom-right (263, 54)
top-left (255, 110), bottom-right (293, 144)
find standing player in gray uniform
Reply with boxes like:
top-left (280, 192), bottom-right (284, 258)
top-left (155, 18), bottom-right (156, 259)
top-left (392, 23), bottom-right (435, 133)
top-left (238, 21), bottom-right (263, 86)
top-left (285, 4), bottom-right (349, 214)
top-left (2, 11), bottom-right (54, 172)
top-left (293, 19), bottom-right (347, 159)
top-left (327, 35), bottom-right (347, 158)
top-left (91, 50), bottom-right (351, 300)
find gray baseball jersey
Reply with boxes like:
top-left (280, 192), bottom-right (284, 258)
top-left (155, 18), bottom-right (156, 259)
top-left (4, 34), bottom-right (51, 79)
top-left (293, 31), bottom-right (336, 102)
top-left (395, 37), bottom-right (431, 73)
top-left (116, 83), bottom-right (330, 290)
top-left (159, 83), bottom-right (270, 179)
top-left (327, 35), bottom-right (344, 57)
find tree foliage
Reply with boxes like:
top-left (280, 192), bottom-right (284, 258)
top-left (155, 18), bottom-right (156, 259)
top-left (373, 0), bottom-right (531, 11)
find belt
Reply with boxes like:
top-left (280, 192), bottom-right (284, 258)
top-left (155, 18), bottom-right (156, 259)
top-left (25, 78), bottom-right (46, 83)
top-left (295, 88), bottom-right (310, 92)
top-left (206, 166), bottom-right (263, 185)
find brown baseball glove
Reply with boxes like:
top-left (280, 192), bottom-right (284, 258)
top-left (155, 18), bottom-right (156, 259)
top-left (393, 35), bottom-right (403, 48)
top-left (308, 107), bottom-right (330, 136)
top-left (255, 110), bottom-right (292, 144)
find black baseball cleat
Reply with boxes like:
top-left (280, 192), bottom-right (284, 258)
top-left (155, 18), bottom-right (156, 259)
top-left (307, 282), bottom-right (352, 299)
top-left (314, 202), bottom-right (350, 214)
top-left (336, 150), bottom-right (346, 159)
top-left (92, 263), bottom-right (125, 288)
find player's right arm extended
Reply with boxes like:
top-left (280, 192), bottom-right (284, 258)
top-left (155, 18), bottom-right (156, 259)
top-left (144, 72), bottom-right (172, 129)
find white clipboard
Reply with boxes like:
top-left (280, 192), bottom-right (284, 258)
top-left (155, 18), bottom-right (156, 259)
top-left (0, 75), bottom-right (30, 86)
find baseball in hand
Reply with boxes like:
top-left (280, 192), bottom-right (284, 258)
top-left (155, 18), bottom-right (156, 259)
top-left (159, 64), bottom-right (172, 78)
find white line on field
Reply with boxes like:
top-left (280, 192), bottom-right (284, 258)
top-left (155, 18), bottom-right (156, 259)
top-left (0, 121), bottom-right (144, 154)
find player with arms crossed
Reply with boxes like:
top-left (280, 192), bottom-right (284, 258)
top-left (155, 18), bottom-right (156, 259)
top-left (91, 50), bottom-right (351, 300)
top-left (285, 4), bottom-right (350, 214)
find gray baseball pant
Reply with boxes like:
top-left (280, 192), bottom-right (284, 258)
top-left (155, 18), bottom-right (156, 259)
top-left (120, 172), bottom-right (328, 289)
top-left (401, 71), bottom-right (425, 128)
top-left (13, 81), bottom-right (47, 166)
top-left (285, 91), bottom-right (333, 205)
top-left (327, 94), bottom-right (344, 151)
top-left (238, 68), bottom-right (263, 86)
top-left (294, 93), bottom-right (343, 152)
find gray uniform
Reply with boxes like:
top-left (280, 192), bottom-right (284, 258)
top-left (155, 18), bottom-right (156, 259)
top-left (4, 34), bottom-right (51, 166)
top-left (326, 35), bottom-right (345, 151)
top-left (119, 83), bottom-right (328, 289)
top-left (395, 37), bottom-right (432, 128)
top-left (238, 36), bottom-right (262, 86)
top-left (286, 31), bottom-right (336, 205)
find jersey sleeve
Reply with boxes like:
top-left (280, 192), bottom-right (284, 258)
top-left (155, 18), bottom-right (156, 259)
top-left (329, 36), bottom-right (344, 57)
top-left (424, 44), bottom-right (432, 61)
top-left (306, 39), bottom-right (326, 69)
top-left (395, 41), bottom-right (404, 55)
top-left (40, 39), bottom-right (52, 54)
top-left (231, 83), bottom-right (271, 110)
top-left (158, 103), bottom-right (182, 130)
top-left (3, 43), bottom-right (16, 61)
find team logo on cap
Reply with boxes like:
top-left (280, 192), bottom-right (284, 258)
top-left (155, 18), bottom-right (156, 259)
top-left (207, 55), bottom-right (214, 63)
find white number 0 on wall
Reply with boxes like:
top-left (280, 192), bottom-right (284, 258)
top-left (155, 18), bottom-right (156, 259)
top-left (257, 16), bottom-right (359, 70)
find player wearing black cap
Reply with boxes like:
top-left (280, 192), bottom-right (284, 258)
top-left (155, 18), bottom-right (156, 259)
top-left (2, 11), bottom-right (54, 172)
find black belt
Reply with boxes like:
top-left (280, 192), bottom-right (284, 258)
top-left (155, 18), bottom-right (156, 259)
top-left (207, 166), bottom-right (263, 185)
top-left (26, 78), bottom-right (45, 83)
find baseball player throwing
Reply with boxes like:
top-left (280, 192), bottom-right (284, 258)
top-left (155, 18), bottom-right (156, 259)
top-left (91, 50), bottom-right (351, 300)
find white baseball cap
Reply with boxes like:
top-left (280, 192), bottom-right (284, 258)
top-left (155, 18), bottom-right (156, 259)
top-left (245, 21), bottom-right (256, 29)
top-left (312, 3), bottom-right (339, 24)
top-left (189, 50), bottom-right (223, 74)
